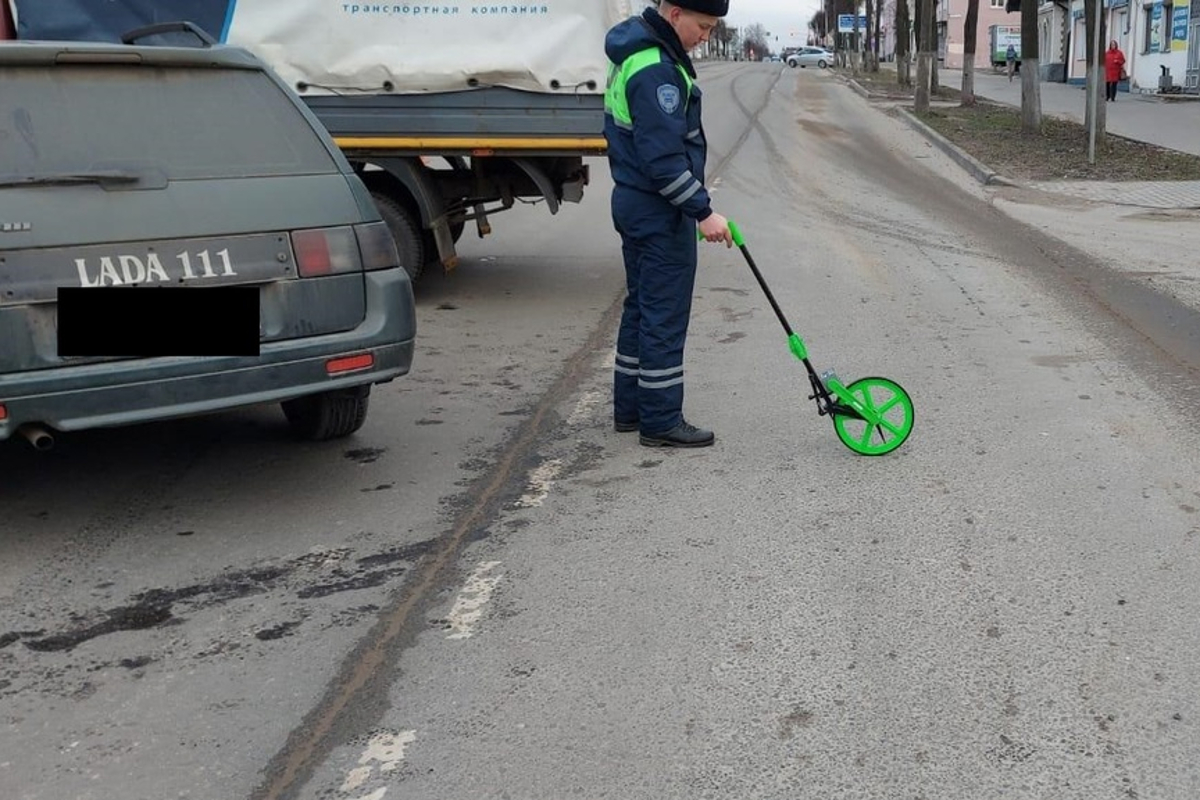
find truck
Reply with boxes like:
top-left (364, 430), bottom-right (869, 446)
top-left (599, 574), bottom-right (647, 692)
top-left (3, 0), bottom-right (631, 282)
top-left (987, 24), bottom-right (1021, 69)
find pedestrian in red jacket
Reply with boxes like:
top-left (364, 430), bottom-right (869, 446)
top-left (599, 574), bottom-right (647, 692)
top-left (1104, 40), bottom-right (1126, 102)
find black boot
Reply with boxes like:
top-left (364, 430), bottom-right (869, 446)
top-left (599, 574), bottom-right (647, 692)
top-left (639, 420), bottom-right (715, 448)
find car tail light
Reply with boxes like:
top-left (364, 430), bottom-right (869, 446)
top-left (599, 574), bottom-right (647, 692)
top-left (354, 221), bottom-right (401, 272)
top-left (292, 227), bottom-right (360, 277)
top-left (0, 404), bottom-right (7, 422)
top-left (326, 353), bottom-right (374, 374)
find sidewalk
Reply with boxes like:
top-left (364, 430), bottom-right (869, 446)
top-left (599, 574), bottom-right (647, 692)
top-left (943, 68), bottom-right (1200, 157)
top-left (933, 69), bottom-right (1200, 209)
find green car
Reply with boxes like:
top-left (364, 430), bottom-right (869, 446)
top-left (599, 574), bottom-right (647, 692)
top-left (0, 26), bottom-right (416, 449)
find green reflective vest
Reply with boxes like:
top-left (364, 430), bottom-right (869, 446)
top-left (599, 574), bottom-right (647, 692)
top-left (604, 46), bottom-right (693, 127)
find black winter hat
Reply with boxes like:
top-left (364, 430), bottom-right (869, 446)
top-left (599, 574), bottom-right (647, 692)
top-left (666, 0), bottom-right (729, 18)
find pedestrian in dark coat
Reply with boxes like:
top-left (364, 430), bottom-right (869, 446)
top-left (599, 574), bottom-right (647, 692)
top-left (603, 0), bottom-right (732, 448)
top-left (1104, 40), bottom-right (1126, 102)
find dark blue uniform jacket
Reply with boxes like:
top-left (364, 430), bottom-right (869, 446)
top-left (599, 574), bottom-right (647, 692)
top-left (604, 9), bottom-right (714, 222)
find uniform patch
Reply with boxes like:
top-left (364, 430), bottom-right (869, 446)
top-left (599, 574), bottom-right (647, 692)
top-left (656, 84), bottom-right (681, 114)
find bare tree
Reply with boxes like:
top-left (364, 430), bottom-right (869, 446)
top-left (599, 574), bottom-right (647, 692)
top-left (743, 22), bottom-right (769, 60)
top-left (961, 0), bottom-right (980, 104)
top-left (864, 0), bottom-right (875, 72)
top-left (808, 9), bottom-right (826, 44)
top-left (872, 0), bottom-right (882, 71)
top-left (915, 0), bottom-right (935, 113)
top-left (1083, 0), bottom-right (1108, 141)
top-left (849, 9), bottom-right (862, 74)
top-left (930, 0), bottom-right (940, 94)
top-left (895, 0), bottom-right (911, 86)
top-left (1019, 0), bottom-right (1041, 132)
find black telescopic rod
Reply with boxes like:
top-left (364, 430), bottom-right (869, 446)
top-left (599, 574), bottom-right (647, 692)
top-left (727, 221), bottom-right (796, 337)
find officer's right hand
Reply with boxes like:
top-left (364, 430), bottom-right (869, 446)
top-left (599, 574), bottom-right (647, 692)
top-left (699, 212), bottom-right (732, 248)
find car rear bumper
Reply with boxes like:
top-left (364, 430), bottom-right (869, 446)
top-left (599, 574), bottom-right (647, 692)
top-left (0, 268), bottom-right (415, 440)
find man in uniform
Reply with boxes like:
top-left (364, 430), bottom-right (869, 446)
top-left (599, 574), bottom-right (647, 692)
top-left (603, 0), bottom-right (732, 448)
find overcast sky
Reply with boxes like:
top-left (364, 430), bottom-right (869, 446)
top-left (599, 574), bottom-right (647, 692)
top-left (725, 0), bottom-right (825, 49)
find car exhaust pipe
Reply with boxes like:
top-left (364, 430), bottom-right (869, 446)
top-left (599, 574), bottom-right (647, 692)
top-left (18, 424), bottom-right (55, 451)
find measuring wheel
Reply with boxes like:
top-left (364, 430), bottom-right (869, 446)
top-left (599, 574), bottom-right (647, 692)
top-left (830, 376), bottom-right (914, 456)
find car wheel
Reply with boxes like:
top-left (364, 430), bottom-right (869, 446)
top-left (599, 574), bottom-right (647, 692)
top-left (282, 386), bottom-right (371, 441)
top-left (787, 59), bottom-right (797, 68)
top-left (370, 191), bottom-right (425, 282)
top-left (818, 59), bottom-right (828, 69)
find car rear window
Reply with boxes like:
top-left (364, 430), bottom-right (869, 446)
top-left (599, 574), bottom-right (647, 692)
top-left (0, 64), bottom-right (340, 180)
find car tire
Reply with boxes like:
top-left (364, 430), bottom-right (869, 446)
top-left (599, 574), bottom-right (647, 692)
top-left (818, 59), bottom-right (828, 68)
top-left (370, 191), bottom-right (425, 282)
top-left (787, 59), bottom-right (797, 68)
top-left (282, 386), bottom-right (371, 441)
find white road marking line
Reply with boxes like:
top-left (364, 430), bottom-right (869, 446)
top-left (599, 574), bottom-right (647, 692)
top-left (513, 458), bottom-right (562, 508)
top-left (447, 561), bottom-right (503, 640)
top-left (566, 389), bottom-right (604, 426)
top-left (339, 730), bottom-right (416, 794)
top-left (341, 765), bottom-right (372, 792)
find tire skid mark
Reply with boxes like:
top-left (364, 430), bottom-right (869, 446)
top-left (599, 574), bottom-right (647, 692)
top-left (250, 289), bottom-right (628, 800)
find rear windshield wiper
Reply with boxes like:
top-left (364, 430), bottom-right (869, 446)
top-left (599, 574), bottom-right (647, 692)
top-left (0, 170), bottom-right (142, 188)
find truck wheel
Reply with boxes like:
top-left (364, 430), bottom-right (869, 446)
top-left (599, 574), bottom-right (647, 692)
top-left (282, 386), bottom-right (371, 441)
top-left (371, 191), bottom-right (425, 282)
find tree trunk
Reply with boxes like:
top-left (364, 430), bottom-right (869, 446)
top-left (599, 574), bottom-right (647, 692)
top-left (851, 24), bottom-right (861, 75)
top-left (895, 0), bottom-right (912, 86)
top-left (1084, 0), bottom-right (1108, 141)
top-left (868, 0), bottom-right (878, 72)
top-left (1020, 0), bottom-right (1042, 132)
top-left (874, 1), bottom-right (882, 71)
top-left (961, 0), bottom-right (979, 105)
top-left (915, 0), bottom-right (934, 113)
top-left (928, 0), bottom-right (940, 95)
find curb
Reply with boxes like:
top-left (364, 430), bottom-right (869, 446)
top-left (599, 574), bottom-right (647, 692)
top-left (846, 77), bottom-right (912, 102)
top-left (895, 107), bottom-right (1019, 187)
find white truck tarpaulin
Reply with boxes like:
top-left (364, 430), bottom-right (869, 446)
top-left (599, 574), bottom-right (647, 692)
top-left (8, 0), bottom-right (635, 95)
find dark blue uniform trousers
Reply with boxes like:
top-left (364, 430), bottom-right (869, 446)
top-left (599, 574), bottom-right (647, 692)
top-left (611, 185), bottom-right (698, 435)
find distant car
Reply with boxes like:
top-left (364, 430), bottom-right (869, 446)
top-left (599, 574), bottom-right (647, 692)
top-left (767, 54), bottom-right (781, 62)
top-left (0, 23), bottom-right (417, 448)
top-left (787, 47), bottom-right (834, 69)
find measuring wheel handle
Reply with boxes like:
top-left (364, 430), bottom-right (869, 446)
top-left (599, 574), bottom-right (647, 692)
top-left (715, 219), bottom-right (915, 456)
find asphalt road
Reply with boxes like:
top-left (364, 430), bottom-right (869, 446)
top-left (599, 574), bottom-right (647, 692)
top-left (4, 62), bottom-right (1200, 800)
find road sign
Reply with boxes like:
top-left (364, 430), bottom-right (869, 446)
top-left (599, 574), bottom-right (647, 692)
top-left (837, 14), bottom-right (868, 33)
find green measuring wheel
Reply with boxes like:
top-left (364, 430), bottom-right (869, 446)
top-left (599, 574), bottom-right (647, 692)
top-left (719, 219), bottom-right (916, 456)
top-left (828, 376), bottom-right (915, 456)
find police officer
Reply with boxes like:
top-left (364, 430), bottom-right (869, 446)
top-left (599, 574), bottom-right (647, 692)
top-left (604, 0), bottom-right (732, 448)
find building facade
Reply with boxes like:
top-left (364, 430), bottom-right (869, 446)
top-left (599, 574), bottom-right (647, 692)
top-left (938, 0), bottom-right (1024, 69)
top-left (1037, 0), bottom-right (1197, 92)
top-left (836, 0), bottom-right (1195, 92)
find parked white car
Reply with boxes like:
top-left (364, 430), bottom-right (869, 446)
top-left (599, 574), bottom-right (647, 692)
top-left (787, 47), bottom-right (834, 69)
